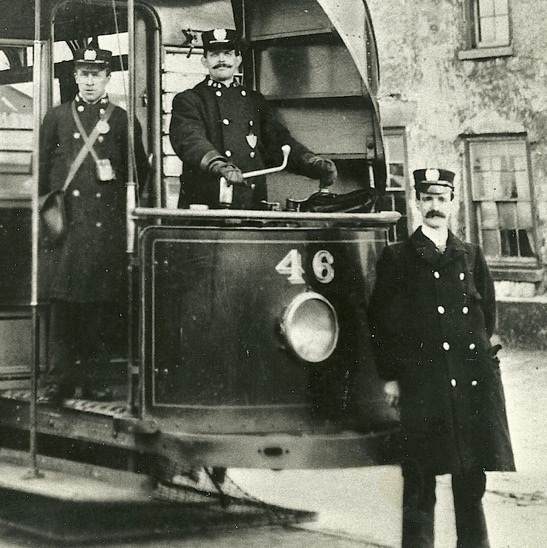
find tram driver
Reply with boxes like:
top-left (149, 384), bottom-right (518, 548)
top-left (39, 46), bottom-right (149, 406)
top-left (169, 28), bottom-right (338, 209)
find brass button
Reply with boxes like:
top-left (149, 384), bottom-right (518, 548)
top-left (443, 342), bottom-right (450, 351)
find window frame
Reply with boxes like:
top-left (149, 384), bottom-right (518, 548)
top-left (458, 0), bottom-right (513, 61)
top-left (463, 134), bottom-right (541, 280)
top-left (382, 127), bottom-right (411, 243)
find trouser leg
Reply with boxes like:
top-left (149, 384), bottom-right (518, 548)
top-left (402, 461), bottom-right (436, 548)
top-left (46, 301), bottom-right (78, 391)
top-left (452, 469), bottom-right (490, 548)
top-left (78, 303), bottom-right (113, 393)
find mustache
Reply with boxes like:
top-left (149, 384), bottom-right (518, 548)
top-left (425, 210), bottom-right (446, 219)
top-left (213, 63), bottom-right (232, 69)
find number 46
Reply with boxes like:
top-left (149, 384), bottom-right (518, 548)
top-left (275, 249), bottom-right (335, 285)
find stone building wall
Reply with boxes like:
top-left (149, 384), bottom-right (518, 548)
top-left (367, 0), bottom-right (547, 299)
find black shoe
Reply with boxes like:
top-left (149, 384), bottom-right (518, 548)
top-left (38, 384), bottom-right (63, 406)
top-left (82, 386), bottom-right (113, 402)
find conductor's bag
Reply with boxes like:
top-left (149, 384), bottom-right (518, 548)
top-left (39, 189), bottom-right (67, 245)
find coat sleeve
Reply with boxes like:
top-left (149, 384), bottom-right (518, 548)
top-left (38, 109), bottom-right (59, 196)
top-left (169, 90), bottom-right (223, 171)
top-left (368, 244), bottom-right (406, 381)
top-left (473, 244), bottom-right (496, 337)
top-left (133, 118), bottom-right (150, 196)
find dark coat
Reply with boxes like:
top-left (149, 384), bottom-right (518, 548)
top-left (39, 96), bottom-right (149, 303)
top-left (368, 228), bottom-right (515, 474)
top-left (169, 77), bottom-right (317, 209)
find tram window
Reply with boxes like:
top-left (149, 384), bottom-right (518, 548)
top-left (0, 44), bottom-right (34, 200)
top-left (52, 33), bottom-right (130, 108)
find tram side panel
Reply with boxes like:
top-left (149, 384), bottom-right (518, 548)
top-left (140, 224), bottom-right (397, 436)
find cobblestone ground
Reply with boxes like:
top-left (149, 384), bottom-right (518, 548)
top-left (0, 348), bottom-right (545, 548)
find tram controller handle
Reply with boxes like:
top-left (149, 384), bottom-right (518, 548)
top-left (219, 145), bottom-right (291, 207)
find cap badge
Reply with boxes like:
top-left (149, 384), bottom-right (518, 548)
top-left (425, 168), bottom-right (440, 182)
top-left (84, 49), bottom-right (97, 61)
top-left (213, 28), bottom-right (227, 42)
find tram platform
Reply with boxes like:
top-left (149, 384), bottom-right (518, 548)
top-left (0, 449), bottom-right (316, 544)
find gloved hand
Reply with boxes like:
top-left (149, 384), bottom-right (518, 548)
top-left (209, 160), bottom-right (245, 186)
top-left (305, 155), bottom-right (338, 188)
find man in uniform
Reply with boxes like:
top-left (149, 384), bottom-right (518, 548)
top-left (169, 28), bottom-right (337, 209)
top-left (368, 169), bottom-right (515, 548)
top-left (39, 46), bottom-right (149, 405)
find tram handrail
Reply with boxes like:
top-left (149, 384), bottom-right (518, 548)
top-left (133, 207), bottom-right (401, 226)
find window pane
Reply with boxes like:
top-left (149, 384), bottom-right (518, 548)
top-left (479, 18), bottom-right (496, 43)
top-left (517, 202), bottom-right (533, 229)
top-left (494, 0), bottom-right (509, 15)
top-left (481, 201), bottom-right (499, 229)
top-left (479, 0), bottom-right (495, 16)
top-left (481, 229), bottom-right (500, 257)
top-left (495, 15), bottom-right (510, 45)
top-left (515, 171), bottom-right (530, 200)
top-left (498, 202), bottom-right (517, 229)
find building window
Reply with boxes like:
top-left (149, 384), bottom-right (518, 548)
top-left (458, 0), bottom-right (512, 60)
top-left (381, 130), bottom-right (408, 243)
top-left (473, 0), bottom-right (510, 47)
top-left (468, 138), bottom-right (536, 261)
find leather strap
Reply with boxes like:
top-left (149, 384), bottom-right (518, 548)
top-left (62, 101), bottom-right (115, 191)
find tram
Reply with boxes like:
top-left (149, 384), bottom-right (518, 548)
top-left (0, 0), bottom-right (399, 483)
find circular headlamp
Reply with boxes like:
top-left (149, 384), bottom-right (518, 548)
top-left (280, 292), bottom-right (339, 363)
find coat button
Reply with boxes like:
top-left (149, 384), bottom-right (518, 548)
top-left (437, 305), bottom-right (445, 314)
top-left (249, 120), bottom-right (254, 127)
top-left (77, 105), bottom-right (84, 112)
top-left (225, 150), bottom-right (232, 157)
top-left (471, 380), bottom-right (478, 386)
top-left (469, 343), bottom-right (476, 350)
top-left (460, 273), bottom-right (465, 280)
top-left (433, 271), bottom-right (440, 279)
top-left (73, 132), bottom-right (80, 139)
top-left (451, 378), bottom-right (457, 387)
top-left (443, 342), bottom-right (450, 351)
top-left (462, 306), bottom-right (469, 314)
top-left (96, 221), bottom-right (102, 228)
top-left (241, 90), bottom-right (246, 96)
top-left (98, 135), bottom-right (104, 143)
top-left (222, 118), bottom-right (230, 125)
top-left (216, 90), bottom-right (222, 97)
top-left (250, 151), bottom-right (256, 158)
top-left (72, 189), bottom-right (80, 197)
top-left (96, 192), bottom-right (101, 198)
top-left (100, 108), bottom-right (105, 115)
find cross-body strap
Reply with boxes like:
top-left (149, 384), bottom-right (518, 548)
top-left (61, 101), bottom-right (115, 191)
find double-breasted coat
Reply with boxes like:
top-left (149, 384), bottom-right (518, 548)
top-left (368, 228), bottom-right (515, 475)
top-left (169, 77), bottom-right (317, 209)
top-left (39, 95), bottom-right (149, 303)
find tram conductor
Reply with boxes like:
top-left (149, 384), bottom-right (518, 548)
top-left (39, 46), bottom-right (149, 405)
top-left (368, 169), bottom-right (515, 548)
top-left (169, 28), bottom-right (338, 209)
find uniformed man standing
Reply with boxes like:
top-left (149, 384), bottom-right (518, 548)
top-left (368, 169), bottom-right (515, 548)
top-left (169, 28), bottom-right (337, 209)
top-left (38, 47), bottom-right (149, 405)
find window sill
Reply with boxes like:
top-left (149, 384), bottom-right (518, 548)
top-left (458, 44), bottom-right (513, 61)
top-left (489, 262), bottom-right (543, 283)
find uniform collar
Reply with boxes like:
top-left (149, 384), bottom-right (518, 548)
top-left (206, 76), bottom-right (240, 89)
top-left (75, 94), bottom-right (110, 105)
top-left (411, 227), bottom-right (468, 265)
